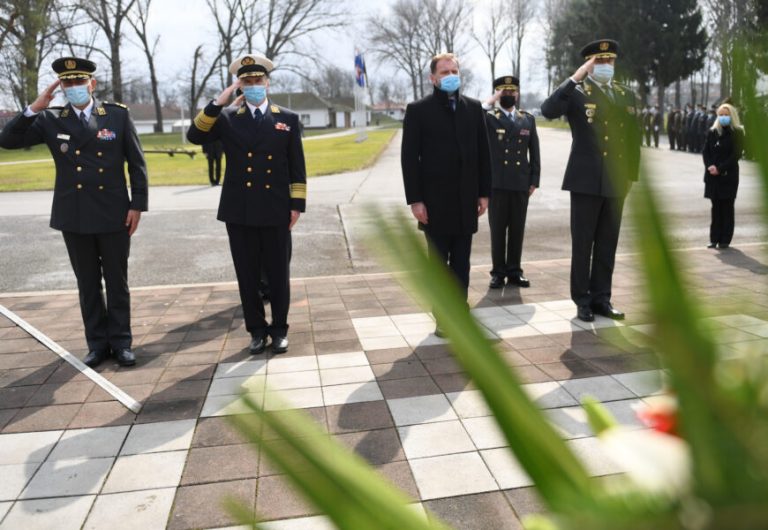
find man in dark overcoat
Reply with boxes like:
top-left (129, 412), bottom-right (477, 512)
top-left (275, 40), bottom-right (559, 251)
top-left (401, 52), bottom-right (491, 334)
top-left (482, 75), bottom-right (540, 289)
top-left (202, 139), bottom-right (224, 185)
top-left (541, 39), bottom-right (640, 322)
top-left (187, 54), bottom-right (306, 354)
top-left (0, 57), bottom-right (148, 367)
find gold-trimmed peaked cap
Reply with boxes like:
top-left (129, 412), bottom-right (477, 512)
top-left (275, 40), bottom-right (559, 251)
top-left (52, 57), bottom-right (96, 80)
top-left (580, 39), bottom-right (619, 60)
top-left (493, 75), bottom-right (519, 91)
top-left (229, 54), bottom-right (274, 79)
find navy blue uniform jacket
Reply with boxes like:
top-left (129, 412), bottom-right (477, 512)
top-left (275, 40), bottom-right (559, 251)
top-left (187, 100), bottom-right (306, 226)
top-left (485, 108), bottom-right (540, 191)
top-left (0, 100), bottom-right (148, 233)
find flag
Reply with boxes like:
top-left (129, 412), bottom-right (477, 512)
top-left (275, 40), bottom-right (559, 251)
top-left (354, 51), bottom-right (367, 88)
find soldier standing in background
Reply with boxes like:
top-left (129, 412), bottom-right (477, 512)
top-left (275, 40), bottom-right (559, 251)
top-left (667, 107), bottom-right (678, 150)
top-left (651, 105), bottom-right (662, 148)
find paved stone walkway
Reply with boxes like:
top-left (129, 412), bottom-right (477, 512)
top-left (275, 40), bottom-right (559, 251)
top-left (1, 244), bottom-right (767, 529)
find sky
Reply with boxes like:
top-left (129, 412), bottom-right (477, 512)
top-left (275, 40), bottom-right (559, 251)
top-left (125, 0), bottom-right (550, 102)
top-left (25, 0), bottom-right (551, 108)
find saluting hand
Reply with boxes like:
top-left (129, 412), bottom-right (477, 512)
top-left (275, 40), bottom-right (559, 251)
top-left (215, 80), bottom-right (240, 106)
top-left (125, 209), bottom-right (141, 236)
top-left (572, 57), bottom-right (596, 83)
top-left (29, 80), bottom-right (61, 113)
top-left (484, 90), bottom-right (502, 108)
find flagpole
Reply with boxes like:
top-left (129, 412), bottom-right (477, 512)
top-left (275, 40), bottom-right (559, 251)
top-left (354, 47), bottom-right (368, 143)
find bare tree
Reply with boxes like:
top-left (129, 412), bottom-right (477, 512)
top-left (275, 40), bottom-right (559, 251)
top-left (307, 64), bottom-right (353, 98)
top-left (187, 44), bottom-right (225, 121)
top-left (126, 0), bottom-right (163, 131)
top-left (368, 0), bottom-right (427, 100)
top-left (508, 0), bottom-right (537, 78)
top-left (80, 0), bottom-right (138, 102)
top-left (421, 0), bottom-right (471, 57)
top-left (472, 0), bottom-right (510, 89)
top-left (206, 0), bottom-right (243, 87)
top-left (541, 0), bottom-right (566, 93)
top-left (0, 7), bottom-right (18, 49)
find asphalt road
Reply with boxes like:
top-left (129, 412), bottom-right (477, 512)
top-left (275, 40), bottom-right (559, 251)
top-left (1, 128), bottom-right (765, 293)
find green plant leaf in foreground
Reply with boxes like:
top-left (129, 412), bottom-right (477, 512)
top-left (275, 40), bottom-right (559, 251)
top-left (228, 394), bottom-right (450, 530)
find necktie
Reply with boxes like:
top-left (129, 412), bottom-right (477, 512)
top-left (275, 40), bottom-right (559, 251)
top-left (80, 113), bottom-right (89, 129)
top-left (448, 98), bottom-right (456, 112)
top-left (253, 108), bottom-right (263, 124)
top-left (603, 85), bottom-right (614, 102)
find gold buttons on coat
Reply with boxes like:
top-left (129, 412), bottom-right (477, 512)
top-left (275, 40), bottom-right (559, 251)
top-left (267, 155), bottom-right (273, 160)
top-left (604, 136), bottom-right (609, 141)
top-left (265, 184), bottom-right (271, 189)
top-left (603, 152), bottom-right (608, 156)
top-left (98, 185), bottom-right (104, 190)
top-left (516, 161), bottom-right (521, 166)
top-left (76, 166), bottom-right (82, 172)
top-left (75, 149), bottom-right (81, 155)
top-left (247, 167), bottom-right (252, 173)
top-left (247, 152), bottom-right (253, 158)
top-left (99, 168), bottom-right (104, 173)
top-left (504, 149), bottom-right (509, 154)
top-left (504, 161), bottom-right (508, 165)
top-left (246, 181), bottom-right (252, 187)
top-left (266, 169), bottom-right (272, 174)
top-left (97, 152), bottom-right (102, 157)
top-left (76, 184), bottom-right (83, 189)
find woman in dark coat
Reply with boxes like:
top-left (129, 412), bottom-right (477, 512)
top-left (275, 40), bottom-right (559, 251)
top-left (703, 102), bottom-right (744, 249)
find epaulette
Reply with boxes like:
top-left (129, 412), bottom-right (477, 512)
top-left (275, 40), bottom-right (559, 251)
top-left (488, 108), bottom-right (501, 118)
top-left (103, 101), bottom-right (128, 109)
top-left (575, 83), bottom-right (588, 95)
top-left (270, 104), bottom-right (281, 114)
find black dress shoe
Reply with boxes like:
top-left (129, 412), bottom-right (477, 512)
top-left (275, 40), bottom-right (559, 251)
top-left (83, 349), bottom-right (109, 368)
top-left (577, 305), bottom-right (594, 322)
top-left (718, 244), bottom-right (729, 249)
top-left (434, 326), bottom-right (447, 338)
top-left (114, 348), bottom-right (136, 367)
top-left (507, 275), bottom-right (530, 288)
top-left (707, 243), bottom-right (717, 249)
top-left (249, 334), bottom-right (268, 354)
top-left (271, 336), bottom-right (289, 354)
top-left (489, 276), bottom-right (505, 289)
top-left (591, 302), bottom-right (625, 320)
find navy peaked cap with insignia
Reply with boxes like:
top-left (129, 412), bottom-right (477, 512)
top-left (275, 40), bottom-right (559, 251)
top-left (229, 54), bottom-right (274, 79)
top-left (52, 57), bottom-right (97, 80)
top-left (580, 39), bottom-right (619, 60)
top-left (493, 75), bottom-right (519, 91)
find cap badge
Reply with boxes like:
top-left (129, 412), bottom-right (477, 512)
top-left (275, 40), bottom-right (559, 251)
top-left (241, 56), bottom-right (256, 66)
top-left (599, 41), bottom-right (609, 51)
top-left (505, 77), bottom-right (512, 84)
top-left (65, 59), bottom-right (76, 69)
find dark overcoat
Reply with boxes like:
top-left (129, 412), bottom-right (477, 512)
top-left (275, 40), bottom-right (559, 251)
top-left (703, 126), bottom-right (742, 200)
top-left (187, 100), bottom-right (306, 226)
top-left (0, 99), bottom-right (148, 233)
top-left (541, 78), bottom-right (640, 197)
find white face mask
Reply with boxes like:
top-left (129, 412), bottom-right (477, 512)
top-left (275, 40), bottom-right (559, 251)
top-left (592, 63), bottom-right (614, 85)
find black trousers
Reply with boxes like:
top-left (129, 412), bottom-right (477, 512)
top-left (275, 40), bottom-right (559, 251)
top-left (62, 231), bottom-right (131, 352)
top-left (489, 189), bottom-right (529, 278)
top-left (424, 229), bottom-right (472, 301)
top-left (260, 233), bottom-right (293, 294)
top-left (570, 193), bottom-right (625, 307)
top-left (668, 132), bottom-right (676, 150)
top-left (652, 129), bottom-right (660, 148)
top-left (226, 223), bottom-right (290, 338)
top-left (207, 156), bottom-right (222, 185)
top-left (710, 198), bottom-right (735, 246)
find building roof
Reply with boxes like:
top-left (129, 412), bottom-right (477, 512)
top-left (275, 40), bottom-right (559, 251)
top-left (122, 103), bottom-right (182, 121)
top-left (269, 92), bottom-right (331, 111)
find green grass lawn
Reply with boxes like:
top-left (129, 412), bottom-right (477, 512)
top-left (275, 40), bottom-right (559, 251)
top-left (0, 129), bottom-right (397, 191)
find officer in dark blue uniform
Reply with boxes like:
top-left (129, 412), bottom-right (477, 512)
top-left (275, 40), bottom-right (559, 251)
top-left (187, 54), bottom-right (306, 355)
top-left (0, 57), bottom-right (148, 367)
top-left (541, 39), bottom-right (640, 322)
top-left (482, 75), bottom-right (540, 289)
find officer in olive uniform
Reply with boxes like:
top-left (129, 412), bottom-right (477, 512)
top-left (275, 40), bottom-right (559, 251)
top-left (0, 57), bottom-right (148, 368)
top-left (187, 54), bottom-right (306, 355)
top-left (482, 75), bottom-right (540, 289)
top-left (541, 39), bottom-right (640, 322)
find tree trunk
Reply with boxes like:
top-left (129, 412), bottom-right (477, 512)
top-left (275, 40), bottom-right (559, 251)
top-left (149, 60), bottom-right (163, 132)
top-left (656, 84), bottom-right (665, 114)
top-left (111, 39), bottom-right (123, 101)
top-left (674, 80), bottom-right (680, 108)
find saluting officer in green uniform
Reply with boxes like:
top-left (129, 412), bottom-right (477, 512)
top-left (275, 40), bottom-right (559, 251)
top-left (0, 57), bottom-right (148, 367)
top-left (482, 75), bottom-right (540, 289)
top-left (541, 39), bottom-right (640, 322)
top-left (187, 54), bottom-right (306, 355)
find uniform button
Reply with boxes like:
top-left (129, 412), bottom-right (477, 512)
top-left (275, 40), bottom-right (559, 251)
top-left (604, 136), bottom-right (609, 140)
top-left (265, 184), bottom-right (271, 189)
top-left (247, 152), bottom-right (253, 158)
top-left (97, 152), bottom-right (102, 157)
top-left (98, 185), bottom-right (104, 190)
top-left (75, 150), bottom-right (81, 155)
top-left (246, 181), bottom-right (252, 187)
top-left (518, 139), bottom-right (522, 143)
top-left (267, 155), bottom-right (273, 160)
top-left (247, 167), bottom-right (252, 173)
top-left (604, 121), bottom-right (608, 125)
top-left (517, 150), bottom-right (521, 154)
top-left (603, 152), bottom-right (608, 156)
top-left (504, 149), bottom-right (509, 154)
top-left (266, 169), bottom-right (272, 174)
top-left (516, 161), bottom-right (521, 166)
top-left (76, 166), bottom-right (82, 172)
top-left (620, 123), bottom-right (624, 128)
top-left (99, 168), bottom-right (104, 173)
top-left (76, 184), bottom-right (83, 189)
top-left (504, 161), bottom-right (508, 165)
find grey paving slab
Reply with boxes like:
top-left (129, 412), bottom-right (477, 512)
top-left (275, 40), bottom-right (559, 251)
top-left (84, 488), bottom-right (176, 530)
top-left (21, 457), bottom-right (113, 498)
top-left (103, 451), bottom-right (187, 493)
top-left (0, 495), bottom-right (95, 530)
top-left (120, 419), bottom-right (196, 455)
top-left (48, 426), bottom-right (129, 460)
top-left (0, 463), bottom-right (40, 501)
top-left (0, 430), bottom-right (62, 465)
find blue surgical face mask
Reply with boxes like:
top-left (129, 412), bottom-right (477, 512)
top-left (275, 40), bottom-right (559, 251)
top-left (718, 115), bottom-right (731, 127)
top-left (64, 84), bottom-right (91, 106)
top-left (243, 85), bottom-right (267, 104)
top-left (591, 64), bottom-right (614, 85)
top-left (438, 74), bottom-right (461, 93)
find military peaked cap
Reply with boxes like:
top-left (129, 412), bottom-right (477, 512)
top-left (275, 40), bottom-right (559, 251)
top-left (52, 57), bottom-right (97, 80)
top-left (493, 76), bottom-right (519, 91)
top-left (229, 54), bottom-right (274, 79)
top-left (580, 39), bottom-right (619, 60)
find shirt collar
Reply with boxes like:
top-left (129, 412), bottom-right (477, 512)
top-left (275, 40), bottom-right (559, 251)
top-left (72, 99), bottom-right (95, 120)
top-left (246, 98), bottom-right (269, 116)
top-left (502, 106), bottom-right (516, 119)
top-left (587, 75), bottom-right (612, 93)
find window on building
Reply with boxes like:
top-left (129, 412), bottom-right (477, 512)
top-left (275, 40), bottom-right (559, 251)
top-left (300, 114), bottom-right (311, 125)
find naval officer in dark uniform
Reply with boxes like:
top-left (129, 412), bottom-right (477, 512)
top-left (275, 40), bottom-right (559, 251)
top-left (482, 75), bottom-right (540, 289)
top-left (187, 54), bottom-right (306, 355)
top-left (0, 57), bottom-right (148, 367)
top-left (541, 39), bottom-right (640, 322)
